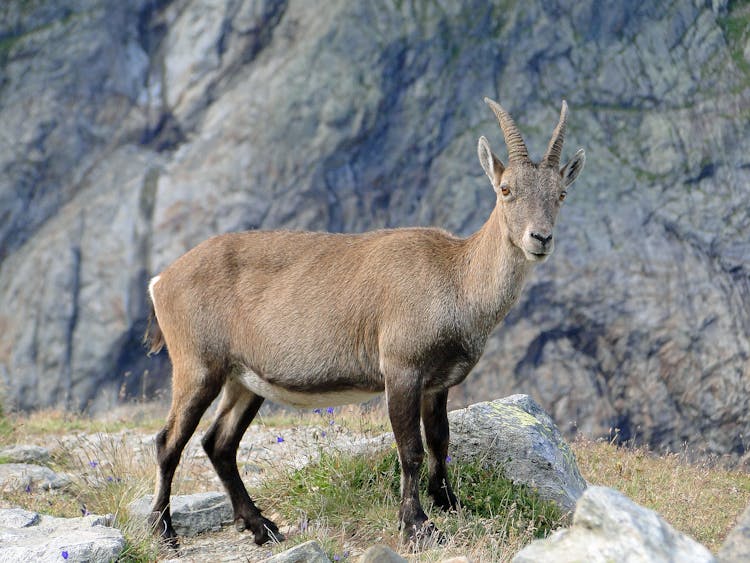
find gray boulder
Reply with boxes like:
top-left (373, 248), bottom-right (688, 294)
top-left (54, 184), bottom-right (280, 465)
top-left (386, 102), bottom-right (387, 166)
top-left (448, 394), bottom-right (586, 513)
top-left (512, 486), bottom-right (715, 563)
top-left (0, 507), bottom-right (39, 528)
top-left (0, 510), bottom-right (124, 563)
top-left (0, 463), bottom-right (70, 492)
top-left (359, 545), bottom-right (407, 563)
top-left (718, 503), bottom-right (750, 563)
top-left (258, 540), bottom-right (330, 563)
top-left (128, 491), bottom-right (232, 536)
top-left (0, 445), bottom-right (50, 464)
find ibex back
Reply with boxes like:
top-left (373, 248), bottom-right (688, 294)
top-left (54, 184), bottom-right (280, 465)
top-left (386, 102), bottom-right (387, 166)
top-left (145, 97), bottom-right (585, 547)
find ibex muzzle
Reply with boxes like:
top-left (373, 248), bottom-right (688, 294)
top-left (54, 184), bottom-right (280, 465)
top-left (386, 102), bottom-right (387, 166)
top-left (144, 97), bottom-right (585, 548)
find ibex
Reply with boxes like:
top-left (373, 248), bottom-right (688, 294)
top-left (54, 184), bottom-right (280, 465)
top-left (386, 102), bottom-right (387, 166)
top-left (145, 98), bottom-right (585, 547)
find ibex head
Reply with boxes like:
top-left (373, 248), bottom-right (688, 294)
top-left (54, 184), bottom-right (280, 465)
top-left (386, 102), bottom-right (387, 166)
top-left (478, 98), bottom-right (585, 262)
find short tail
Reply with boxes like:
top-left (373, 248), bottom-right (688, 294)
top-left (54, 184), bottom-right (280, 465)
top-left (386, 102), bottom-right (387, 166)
top-left (144, 301), bottom-right (165, 356)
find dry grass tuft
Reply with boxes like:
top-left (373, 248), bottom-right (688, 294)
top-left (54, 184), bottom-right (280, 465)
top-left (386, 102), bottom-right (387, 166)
top-left (54, 432), bottom-right (164, 560)
top-left (572, 436), bottom-right (750, 552)
top-left (0, 425), bottom-right (165, 560)
top-left (0, 405), bottom-right (165, 447)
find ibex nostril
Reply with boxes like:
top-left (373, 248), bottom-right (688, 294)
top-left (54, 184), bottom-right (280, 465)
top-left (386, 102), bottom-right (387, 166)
top-left (530, 232), bottom-right (553, 245)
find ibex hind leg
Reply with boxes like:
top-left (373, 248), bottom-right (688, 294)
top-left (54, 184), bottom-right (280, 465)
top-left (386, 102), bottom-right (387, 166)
top-left (151, 361), bottom-right (222, 548)
top-left (201, 379), bottom-right (283, 545)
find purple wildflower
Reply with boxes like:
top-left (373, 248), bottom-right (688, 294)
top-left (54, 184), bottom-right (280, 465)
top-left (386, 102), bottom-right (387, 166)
top-left (329, 420), bottom-right (335, 426)
top-left (326, 407), bottom-right (334, 414)
top-left (24, 484), bottom-right (31, 493)
top-left (61, 550), bottom-right (69, 560)
top-left (88, 460), bottom-right (98, 468)
top-left (445, 455), bottom-right (452, 463)
top-left (321, 431), bottom-right (327, 438)
top-left (276, 436), bottom-right (284, 443)
top-left (333, 556), bottom-right (340, 561)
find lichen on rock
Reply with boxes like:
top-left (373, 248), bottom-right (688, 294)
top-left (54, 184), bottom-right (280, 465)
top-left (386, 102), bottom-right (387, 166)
top-left (448, 394), bottom-right (587, 513)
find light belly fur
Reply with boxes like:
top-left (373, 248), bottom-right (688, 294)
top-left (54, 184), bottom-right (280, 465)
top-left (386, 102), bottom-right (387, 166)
top-left (236, 370), bottom-right (381, 409)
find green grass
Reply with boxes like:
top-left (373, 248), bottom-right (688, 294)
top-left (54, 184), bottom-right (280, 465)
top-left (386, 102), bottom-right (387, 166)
top-left (252, 447), bottom-right (563, 561)
top-left (719, 1), bottom-right (750, 79)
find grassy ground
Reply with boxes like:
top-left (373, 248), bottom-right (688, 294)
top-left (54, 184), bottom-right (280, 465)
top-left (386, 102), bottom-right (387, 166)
top-left (1, 403), bottom-right (749, 560)
top-left (252, 447), bottom-right (563, 561)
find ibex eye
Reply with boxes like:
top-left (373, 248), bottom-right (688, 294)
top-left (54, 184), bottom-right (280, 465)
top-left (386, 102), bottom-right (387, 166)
top-left (500, 184), bottom-right (511, 197)
top-left (559, 190), bottom-right (567, 201)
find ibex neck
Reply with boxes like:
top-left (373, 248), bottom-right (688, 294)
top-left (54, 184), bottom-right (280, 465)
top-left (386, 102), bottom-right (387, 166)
top-left (459, 207), bottom-right (532, 329)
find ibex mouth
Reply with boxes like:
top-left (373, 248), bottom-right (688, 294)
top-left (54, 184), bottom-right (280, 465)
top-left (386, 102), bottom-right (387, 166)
top-left (524, 250), bottom-right (552, 262)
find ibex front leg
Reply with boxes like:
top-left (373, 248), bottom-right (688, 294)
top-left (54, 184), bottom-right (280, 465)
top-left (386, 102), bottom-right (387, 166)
top-left (385, 369), bottom-right (437, 544)
top-left (422, 389), bottom-right (458, 511)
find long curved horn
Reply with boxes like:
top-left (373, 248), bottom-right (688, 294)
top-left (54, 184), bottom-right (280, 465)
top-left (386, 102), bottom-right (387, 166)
top-left (484, 97), bottom-right (529, 164)
top-left (542, 100), bottom-right (568, 168)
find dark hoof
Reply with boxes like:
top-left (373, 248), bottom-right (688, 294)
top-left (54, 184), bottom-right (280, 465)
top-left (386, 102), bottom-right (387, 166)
top-left (237, 515), bottom-right (285, 545)
top-left (433, 493), bottom-right (459, 512)
top-left (429, 483), bottom-right (459, 512)
top-left (162, 533), bottom-right (180, 551)
top-left (149, 512), bottom-right (180, 550)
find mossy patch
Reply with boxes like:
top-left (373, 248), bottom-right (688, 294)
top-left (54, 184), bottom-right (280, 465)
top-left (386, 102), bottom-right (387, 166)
top-left (719, 1), bottom-right (750, 79)
top-left (489, 402), bottom-right (541, 428)
top-left (488, 402), bottom-right (558, 444)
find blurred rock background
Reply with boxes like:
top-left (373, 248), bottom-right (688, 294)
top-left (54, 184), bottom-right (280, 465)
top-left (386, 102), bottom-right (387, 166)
top-left (1, 0), bottom-right (748, 460)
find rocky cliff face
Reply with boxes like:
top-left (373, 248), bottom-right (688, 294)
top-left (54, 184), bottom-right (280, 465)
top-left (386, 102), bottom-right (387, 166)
top-left (1, 0), bottom-right (749, 458)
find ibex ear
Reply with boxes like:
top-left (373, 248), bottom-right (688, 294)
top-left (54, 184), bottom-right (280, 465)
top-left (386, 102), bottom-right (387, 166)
top-left (560, 148), bottom-right (585, 188)
top-left (478, 136), bottom-right (505, 188)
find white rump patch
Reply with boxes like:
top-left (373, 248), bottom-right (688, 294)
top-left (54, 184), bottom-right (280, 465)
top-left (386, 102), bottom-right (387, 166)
top-left (237, 370), bottom-right (380, 409)
top-left (148, 275), bottom-right (161, 304)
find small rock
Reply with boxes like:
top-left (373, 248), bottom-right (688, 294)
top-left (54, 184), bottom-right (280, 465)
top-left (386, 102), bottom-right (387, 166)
top-left (718, 503), bottom-right (750, 563)
top-left (0, 445), bottom-right (51, 464)
top-left (278, 524), bottom-right (299, 538)
top-left (359, 544), bottom-right (407, 562)
top-left (440, 557), bottom-right (472, 563)
top-left (0, 510), bottom-right (124, 562)
top-left (0, 507), bottom-right (40, 528)
top-left (258, 539), bottom-right (330, 562)
top-left (341, 434), bottom-right (395, 458)
top-left (0, 463), bottom-right (70, 492)
top-left (448, 394), bottom-right (586, 514)
top-left (512, 486), bottom-right (715, 563)
top-left (128, 491), bottom-right (232, 536)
